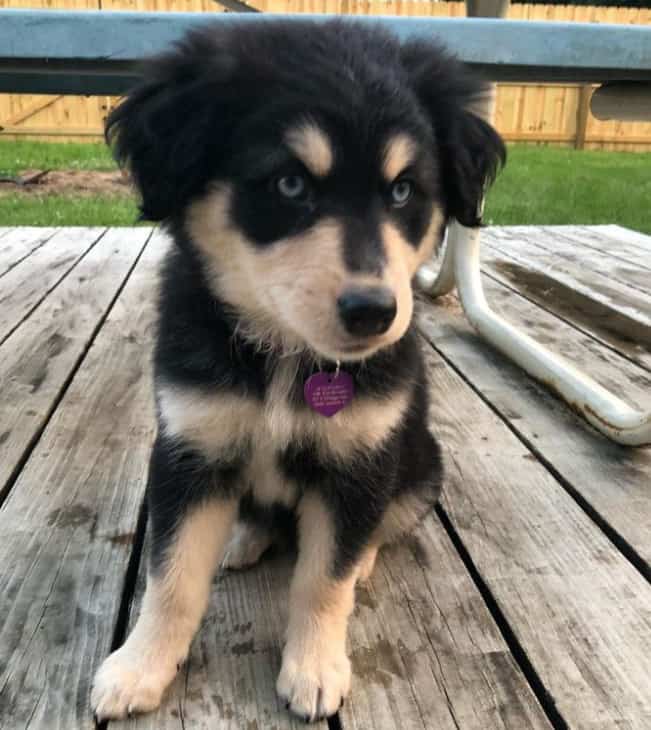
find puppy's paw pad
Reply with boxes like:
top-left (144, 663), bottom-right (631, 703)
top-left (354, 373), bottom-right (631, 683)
top-left (222, 523), bottom-right (272, 571)
top-left (277, 651), bottom-right (351, 722)
top-left (91, 648), bottom-right (177, 721)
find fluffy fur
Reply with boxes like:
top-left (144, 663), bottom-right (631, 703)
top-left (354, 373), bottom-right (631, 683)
top-left (91, 19), bottom-right (504, 723)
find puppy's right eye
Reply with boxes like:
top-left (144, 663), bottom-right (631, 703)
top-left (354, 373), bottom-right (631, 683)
top-left (276, 175), bottom-right (307, 200)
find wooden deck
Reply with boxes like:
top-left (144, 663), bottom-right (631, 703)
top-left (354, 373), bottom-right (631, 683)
top-left (0, 224), bottom-right (649, 730)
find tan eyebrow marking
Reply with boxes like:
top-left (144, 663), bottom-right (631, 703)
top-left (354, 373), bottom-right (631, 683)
top-left (382, 134), bottom-right (417, 182)
top-left (285, 122), bottom-right (334, 178)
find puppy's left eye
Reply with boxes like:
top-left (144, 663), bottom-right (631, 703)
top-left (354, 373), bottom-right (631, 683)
top-left (276, 175), bottom-right (307, 200)
top-left (390, 179), bottom-right (413, 207)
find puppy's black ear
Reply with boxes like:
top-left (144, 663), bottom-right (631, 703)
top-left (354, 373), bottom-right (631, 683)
top-left (402, 41), bottom-right (506, 228)
top-left (106, 29), bottom-right (236, 221)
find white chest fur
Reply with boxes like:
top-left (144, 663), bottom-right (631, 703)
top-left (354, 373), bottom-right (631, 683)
top-left (157, 361), bottom-right (409, 506)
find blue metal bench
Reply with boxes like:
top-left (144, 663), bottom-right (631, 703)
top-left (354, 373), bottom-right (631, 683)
top-left (1, 8), bottom-right (650, 444)
top-left (0, 10), bottom-right (650, 94)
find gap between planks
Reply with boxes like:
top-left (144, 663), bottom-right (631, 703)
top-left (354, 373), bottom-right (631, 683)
top-left (0, 227), bottom-right (59, 279)
top-left (537, 225), bottom-right (651, 276)
top-left (0, 227), bottom-right (107, 347)
top-left (417, 267), bottom-right (651, 574)
top-left (112, 492), bottom-right (549, 730)
top-left (0, 227), bottom-right (154, 507)
top-left (480, 229), bottom-right (651, 374)
top-left (0, 231), bottom-right (167, 729)
top-left (503, 225), bottom-right (651, 296)
top-left (414, 336), bottom-right (651, 729)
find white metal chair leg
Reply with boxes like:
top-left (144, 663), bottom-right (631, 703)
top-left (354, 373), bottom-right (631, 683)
top-left (439, 225), bottom-right (651, 446)
top-left (415, 223), bottom-right (458, 297)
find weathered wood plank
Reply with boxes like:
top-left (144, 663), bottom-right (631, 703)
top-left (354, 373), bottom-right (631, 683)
top-left (0, 227), bottom-right (152, 503)
top-left (484, 227), bottom-right (651, 310)
top-left (538, 225), bottom-right (651, 275)
top-left (414, 325), bottom-right (651, 729)
top-left (594, 225), bottom-right (651, 253)
top-left (119, 554), bottom-right (328, 730)
top-left (340, 512), bottom-right (550, 730)
top-left (0, 227), bottom-right (57, 278)
top-left (418, 274), bottom-right (651, 566)
top-left (480, 231), bottom-right (651, 372)
top-left (0, 227), bottom-right (105, 345)
top-left (123, 478), bottom-right (548, 730)
top-left (0, 231), bottom-right (167, 730)
top-left (491, 225), bottom-right (651, 295)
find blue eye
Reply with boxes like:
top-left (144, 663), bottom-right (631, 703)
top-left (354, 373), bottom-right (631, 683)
top-left (277, 175), bottom-right (307, 199)
top-left (390, 179), bottom-right (413, 206)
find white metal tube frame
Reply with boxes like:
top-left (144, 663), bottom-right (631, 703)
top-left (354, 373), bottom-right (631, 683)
top-left (416, 223), bottom-right (651, 446)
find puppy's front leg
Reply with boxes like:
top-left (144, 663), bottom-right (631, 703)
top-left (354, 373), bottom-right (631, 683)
top-left (277, 492), bottom-right (360, 722)
top-left (92, 436), bottom-right (238, 720)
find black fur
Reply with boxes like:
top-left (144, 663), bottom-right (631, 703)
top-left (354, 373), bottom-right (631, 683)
top-left (107, 19), bottom-right (505, 228)
top-left (107, 19), bottom-right (503, 575)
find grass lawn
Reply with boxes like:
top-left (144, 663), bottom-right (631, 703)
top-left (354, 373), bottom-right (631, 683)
top-left (0, 139), bottom-right (116, 175)
top-left (0, 139), bottom-right (650, 233)
top-left (0, 194), bottom-right (139, 227)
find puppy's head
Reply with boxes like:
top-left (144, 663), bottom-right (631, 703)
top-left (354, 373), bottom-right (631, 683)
top-left (108, 20), bottom-right (504, 361)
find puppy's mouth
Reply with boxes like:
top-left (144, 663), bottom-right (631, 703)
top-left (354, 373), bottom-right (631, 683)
top-left (339, 342), bottom-right (378, 356)
top-left (310, 335), bottom-right (387, 363)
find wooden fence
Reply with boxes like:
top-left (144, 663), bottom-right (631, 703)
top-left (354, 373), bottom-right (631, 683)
top-left (1, 0), bottom-right (650, 151)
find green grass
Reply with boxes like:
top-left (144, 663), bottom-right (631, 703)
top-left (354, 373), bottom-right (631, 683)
top-left (0, 140), bottom-right (650, 233)
top-left (485, 145), bottom-right (651, 234)
top-left (0, 140), bottom-right (116, 176)
top-left (0, 194), bottom-right (140, 227)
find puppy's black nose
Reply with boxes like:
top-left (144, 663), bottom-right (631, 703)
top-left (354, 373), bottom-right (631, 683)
top-left (337, 287), bottom-right (397, 337)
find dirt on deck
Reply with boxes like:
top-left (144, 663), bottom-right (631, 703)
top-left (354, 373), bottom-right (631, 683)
top-left (0, 169), bottom-right (131, 196)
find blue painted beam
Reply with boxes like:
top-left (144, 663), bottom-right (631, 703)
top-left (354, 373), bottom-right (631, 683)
top-left (0, 9), bottom-right (650, 94)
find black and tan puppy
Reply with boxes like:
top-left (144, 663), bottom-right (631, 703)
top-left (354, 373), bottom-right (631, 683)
top-left (91, 19), bottom-right (504, 723)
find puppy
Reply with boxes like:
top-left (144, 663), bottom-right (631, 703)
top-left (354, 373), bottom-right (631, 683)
top-left (91, 18), bottom-right (504, 723)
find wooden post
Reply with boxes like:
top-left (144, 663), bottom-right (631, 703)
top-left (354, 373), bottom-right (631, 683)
top-left (575, 84), bottom-right (592, 150)
top-left (465, 0), bottom-right (510, 125)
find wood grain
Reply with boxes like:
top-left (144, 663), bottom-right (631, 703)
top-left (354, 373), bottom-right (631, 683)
top-left (0, 227), bottom-right (105, 344)
top-left (123, 457), bottom-right (548, 730)
top-left (0, 230), bottom-right (167, 730)
top-left (592, 225), bottom-right (651, 254)
top-left (537, 225), bottom-right (651, 274)
top-left (0, 227), bottom-right (152, 503)
top-left (418, 271), bottom-right (651, 565)
top-left (119, 553), bottom-right (329, 730)
top-left (480, 228), bottom-right (651, 372)
top-left (340, 513), bottom-right (550, 730)
top-left (491, 225), bottom-right (651, 296)
top-left (484, 227), bottom-right (651, 311)
top-left (416, 323), bottom-right (651, 729)
top-left (0, 227), bottom-right (57, 278)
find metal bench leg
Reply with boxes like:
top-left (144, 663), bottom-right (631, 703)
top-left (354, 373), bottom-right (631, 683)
top-left (415, 223), bottom-right (457, 296)
top-left (418, 0), bottom-right (650, 446)
top-left (427, 223), bottom-right (651, 446)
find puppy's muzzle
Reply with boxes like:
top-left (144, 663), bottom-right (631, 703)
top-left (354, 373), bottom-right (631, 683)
top-left (337, 286), bottom-right (397, 337)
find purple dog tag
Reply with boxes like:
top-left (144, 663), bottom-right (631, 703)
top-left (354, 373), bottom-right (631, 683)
top-left (304, 370), bottom-right (354, 417)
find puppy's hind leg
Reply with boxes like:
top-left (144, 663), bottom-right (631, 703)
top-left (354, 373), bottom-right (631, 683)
top-left (222, 519), bottom-right (274, 571)
top-left (91, 437), bottom-right (238, 721)
top-left (356, 544), bottom-right (379, 584)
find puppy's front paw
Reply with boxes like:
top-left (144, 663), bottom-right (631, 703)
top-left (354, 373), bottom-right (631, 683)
top-left (277, 644), bottom-right (351, 722)
top-left (91, 645), bottom-right (180, 721)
